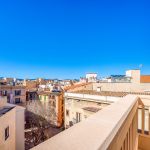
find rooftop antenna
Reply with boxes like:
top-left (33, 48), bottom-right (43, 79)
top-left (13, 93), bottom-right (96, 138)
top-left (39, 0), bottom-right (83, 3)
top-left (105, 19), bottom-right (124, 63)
top-left (139, 64), bottom-right (143, 71)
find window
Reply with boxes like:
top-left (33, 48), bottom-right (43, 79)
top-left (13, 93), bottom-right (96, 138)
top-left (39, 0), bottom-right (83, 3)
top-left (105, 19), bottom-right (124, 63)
top-left (69, 121), bottom-right (73, 127)
top-left (0, 91), bottom-right (7, 96)
top-left (76, 112), bottom-right (81, 123)
top-left (5, 127), bottom-right (9, 140)
top-left (66, 110), bottom-right (69, 116)
top-left (15, 90), bottom-right (21, 96)
top-left (15, 98), bottom-right (21, 104)
top-left (44, 96), bottom-right (46, 101)
top-left (3, 91), bottom-right (7, 96)
top-left (62, 99), bottom-right (64, 105)
top-left (97, 87), bottom-right (101, 92)
top-left (52, 101), bottom-right (56, 107)
top-left (52, 95), bottom-right (55, 99)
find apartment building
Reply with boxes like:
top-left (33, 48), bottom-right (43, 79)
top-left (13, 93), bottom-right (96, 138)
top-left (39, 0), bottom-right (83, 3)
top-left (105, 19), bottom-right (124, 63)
top-left (0, 85), bottom-right (26, 104)
top-left (86, 73), bottom-right (97, 83)
top-left (93, 69), bottom-right (150, 92)
top-left (0, 96), bottom-right (25, 150)
top-left (63, 70), bottom-right (150, 126)
top-left (26, 89), bottom-right (38, 101)
top-left (27, 91), bottom-right (64, 127)
top-left (24, 80), bottom-right (38, 90)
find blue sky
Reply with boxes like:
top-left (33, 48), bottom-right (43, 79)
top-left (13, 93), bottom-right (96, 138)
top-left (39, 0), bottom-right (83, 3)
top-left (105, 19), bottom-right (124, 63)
top-left (0, 0), bottom-right (150, 79)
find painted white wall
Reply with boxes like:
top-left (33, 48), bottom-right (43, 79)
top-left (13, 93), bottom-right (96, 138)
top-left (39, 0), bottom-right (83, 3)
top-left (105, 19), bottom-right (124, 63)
top-left (126, 70), bottom-right (141, 83)
top-left (86, 73), bottom-right (97, 83)
top-left (39, 85), bottom-right (46, 88)
top-left (93, 82), bottom-right (150, 92)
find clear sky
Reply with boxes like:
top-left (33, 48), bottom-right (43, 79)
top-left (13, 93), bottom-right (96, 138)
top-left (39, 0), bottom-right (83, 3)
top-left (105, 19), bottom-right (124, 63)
top-left (0, 0), bottom-right (150, 79)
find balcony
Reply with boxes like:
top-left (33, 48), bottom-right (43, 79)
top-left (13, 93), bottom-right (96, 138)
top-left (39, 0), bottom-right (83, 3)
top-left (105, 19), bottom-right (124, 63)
top-left (31, 95), bottom-right (150, 150)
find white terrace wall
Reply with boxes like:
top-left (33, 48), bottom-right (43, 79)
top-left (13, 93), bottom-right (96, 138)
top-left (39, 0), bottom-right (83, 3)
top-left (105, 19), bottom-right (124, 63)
top-left (93, 83), bottom-right (150, 92)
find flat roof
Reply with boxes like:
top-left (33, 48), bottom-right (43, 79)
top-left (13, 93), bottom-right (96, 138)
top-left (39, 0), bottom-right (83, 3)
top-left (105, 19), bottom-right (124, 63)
top-left (0, 106), bottom-right (15, 117)
top-left (70, 90), bottom-right (150, 97)
top-left (71, 90), bottom-right (128, 97)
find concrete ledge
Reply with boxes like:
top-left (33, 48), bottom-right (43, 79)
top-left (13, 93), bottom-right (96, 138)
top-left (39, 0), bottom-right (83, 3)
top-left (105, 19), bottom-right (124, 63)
top-left (65, 92), bottom-right (121, 103)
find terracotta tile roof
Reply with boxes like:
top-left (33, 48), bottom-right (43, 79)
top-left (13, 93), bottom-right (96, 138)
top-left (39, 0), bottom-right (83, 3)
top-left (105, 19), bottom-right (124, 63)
top-left (72, 90), bottom-right (128, 97)
top-left (64, 83), bottom-right (90, 91)
top-left (0, 85), bottom-right (26, 89)
top-left (140, 75), bottom-right (150, 83)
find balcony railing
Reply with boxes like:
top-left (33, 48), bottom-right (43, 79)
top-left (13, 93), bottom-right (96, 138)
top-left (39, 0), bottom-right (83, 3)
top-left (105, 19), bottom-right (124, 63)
top-left (31, 95), bottom-right (150, 150)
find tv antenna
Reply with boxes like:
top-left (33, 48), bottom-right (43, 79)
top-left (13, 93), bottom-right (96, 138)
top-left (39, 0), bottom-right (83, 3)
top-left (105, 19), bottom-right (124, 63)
top-left (139, 64), bottom-right (143, 70)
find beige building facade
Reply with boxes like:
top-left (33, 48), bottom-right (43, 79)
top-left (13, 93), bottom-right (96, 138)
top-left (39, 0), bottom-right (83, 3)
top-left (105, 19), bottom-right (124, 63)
top-left (27, 91), bottom-right (64, 127)
top-left (94, 69), bottom-right (150, 92)
top-left (93, 82), bottom-right (150, 92)
top-left (0, 85), bottom-right (26, 104)
top-left (0, 96), bottom-right (25, 150)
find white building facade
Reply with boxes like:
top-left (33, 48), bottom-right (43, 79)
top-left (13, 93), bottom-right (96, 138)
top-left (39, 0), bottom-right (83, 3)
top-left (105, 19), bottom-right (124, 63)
top-left (86, 73), bottom-right (97, 83)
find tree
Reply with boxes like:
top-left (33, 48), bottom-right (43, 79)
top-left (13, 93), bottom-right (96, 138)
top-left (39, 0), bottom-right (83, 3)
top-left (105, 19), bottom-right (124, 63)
top-left (25, 99), bottom-right (60, 149)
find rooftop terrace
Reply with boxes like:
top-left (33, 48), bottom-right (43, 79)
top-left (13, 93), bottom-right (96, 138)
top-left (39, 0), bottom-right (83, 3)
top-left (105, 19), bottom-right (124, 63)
top-left (32, 95), bottom-right (147, 150)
